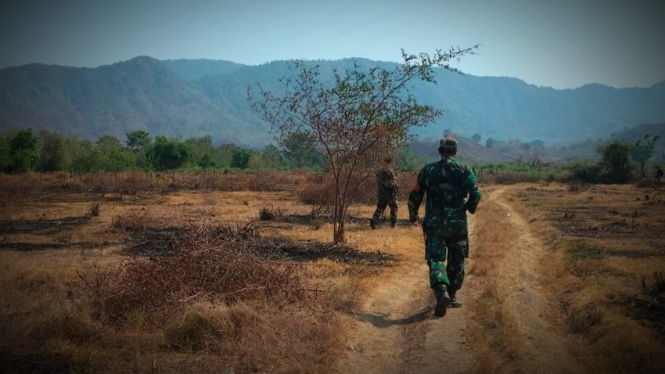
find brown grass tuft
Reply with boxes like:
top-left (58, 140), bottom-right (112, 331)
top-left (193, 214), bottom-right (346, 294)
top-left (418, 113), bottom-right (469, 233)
top-left (258, 206), bottom-right (285, 221)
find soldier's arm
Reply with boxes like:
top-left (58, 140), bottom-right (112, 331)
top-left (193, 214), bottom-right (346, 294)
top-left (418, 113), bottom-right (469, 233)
top-left (391, 169), bottom-right (399, 192)
top-left (464, 167), bottom-right (481, 214)
top-left (408, 169), bottom-right (426, 222)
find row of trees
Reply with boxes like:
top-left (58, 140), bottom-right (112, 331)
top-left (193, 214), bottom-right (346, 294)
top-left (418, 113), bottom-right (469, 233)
top-left (569, 134), bottom-right (660, 183)
top-left (0, 128), bottom-right (329, 174)
top-left (0, 128), bottom-right (422, 174)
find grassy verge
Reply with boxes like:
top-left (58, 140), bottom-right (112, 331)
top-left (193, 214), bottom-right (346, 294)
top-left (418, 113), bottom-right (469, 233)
top-left (509, 183), bottom-right (665, 374)
top-left (464, 190), bottom-right (527, 374)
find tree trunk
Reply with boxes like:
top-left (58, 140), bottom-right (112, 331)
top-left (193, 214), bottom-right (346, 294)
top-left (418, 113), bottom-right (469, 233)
top-left (333, 184), bottom-right (346, 244)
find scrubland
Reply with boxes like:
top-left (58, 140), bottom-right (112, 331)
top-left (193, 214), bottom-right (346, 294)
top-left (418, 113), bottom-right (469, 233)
top-left (0, 171), bottom-right (412, 373)
top-left (1, 171), bottom-right (664, 373)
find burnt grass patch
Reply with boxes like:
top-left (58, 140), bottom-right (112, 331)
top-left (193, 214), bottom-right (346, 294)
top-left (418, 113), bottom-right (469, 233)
top-left (0, 241), bottom-right (110, 251)
top-left (0, 351), bottom-right (70, 374)
top-left (554, 205), bottom-right (664, 240)
top-left (123, 223), bottom-right (396, 266)
top-left (275, 213), bottom-right (412, 228)
top-left (275, 213), bottom-right (368, 225)
top-left (270, 240), bottom-right (395, 265)
top-left (618, 294), bottom-right (665, 337)
top-left (0, 216), bottom-right (91, 236)
top-left (565, 243), bottom-right (665, 262)
top-left (126, 228), bottom-right (187, 256)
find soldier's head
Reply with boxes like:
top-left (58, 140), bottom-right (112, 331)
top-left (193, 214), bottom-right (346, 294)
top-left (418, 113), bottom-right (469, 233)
top-left (438, 137), bottom-right (458, 157)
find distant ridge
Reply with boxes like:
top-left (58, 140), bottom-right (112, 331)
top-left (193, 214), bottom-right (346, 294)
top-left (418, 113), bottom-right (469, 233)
top-left (1, 56), bottom-right (664, 147)
top-left (161, 59), bottom-right (246, 81)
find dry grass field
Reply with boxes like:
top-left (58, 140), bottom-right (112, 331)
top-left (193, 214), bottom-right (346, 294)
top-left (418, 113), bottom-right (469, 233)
top-left (0, 171), bottom-right (417, 373)
top-left (501, 182), bottom-right (665, 374)
top-left (1, 171), bottom-right (664, 374)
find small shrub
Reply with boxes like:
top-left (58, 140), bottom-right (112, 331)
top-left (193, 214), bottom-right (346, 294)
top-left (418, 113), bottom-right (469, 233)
top-left (88, 203), bottom-right (100, 217)
top-left (258, 207), bottom-right (284, 221)
top-left (297, 183), bottom-right (333, 207)
top-left (568, 180), bottom-right (592, 192)
top-left (566, 161), bottom-right (601, 184)
top-left (111, 209), bottom-right (155, 231)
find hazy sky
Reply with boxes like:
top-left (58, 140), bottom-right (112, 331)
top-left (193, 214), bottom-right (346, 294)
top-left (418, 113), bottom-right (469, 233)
top-left (1, 0), bottom-right (664, 89)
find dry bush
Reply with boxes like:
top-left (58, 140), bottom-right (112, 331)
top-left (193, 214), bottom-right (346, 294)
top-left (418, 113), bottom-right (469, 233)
top-left (111, 209), bottom-right (159, 231)
top-left (77, 230), bottom-right (307, 327)
top-left (568, 179), bottom-right (592, 192)
top-left (296, 171), bottom-right (416, 209)
top-left (163, 301), bottom-right (341, 373)
top-left (88, 203), bottom-right (100, 217)
top-left (0, 171), bottom-right (309, 200)
top-left (259, 206), bottom-right (285, 221)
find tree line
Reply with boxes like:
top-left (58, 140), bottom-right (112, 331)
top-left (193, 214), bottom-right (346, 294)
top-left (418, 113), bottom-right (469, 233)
top-left (0, 128), bottom-right (328, 174)
top-left (0, 128), bottom-right (423, 174)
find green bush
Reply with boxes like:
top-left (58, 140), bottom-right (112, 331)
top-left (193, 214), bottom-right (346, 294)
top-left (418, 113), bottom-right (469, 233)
top-left (565, 160), bottom-right (601, 183)
top-left (597, 141), bottom-right (633, 183)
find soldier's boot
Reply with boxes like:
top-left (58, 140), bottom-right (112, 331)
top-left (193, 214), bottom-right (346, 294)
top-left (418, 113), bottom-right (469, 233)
top-left (448, 286), bottom-right (462, 308)
top-left (369, 218), bottom-right (377, 230)
top-left (433, 284), bottom-right (450, 317)
top-left (390, 219), bottom-right (397, 228)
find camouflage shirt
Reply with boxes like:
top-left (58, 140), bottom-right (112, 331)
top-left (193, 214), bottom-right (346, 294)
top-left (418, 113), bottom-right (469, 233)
top-left (408, 157), bottom-right (481, 233)
top-left (376, 167), bottom-right (398, 198)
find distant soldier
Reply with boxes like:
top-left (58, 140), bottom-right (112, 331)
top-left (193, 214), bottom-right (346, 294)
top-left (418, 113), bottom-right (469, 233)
top-left (370, 158), bottom-right (399, 229)
top-left (408, 137), bottom-right (481, 317)
top-left (654, 166), bottom-right (664, 190)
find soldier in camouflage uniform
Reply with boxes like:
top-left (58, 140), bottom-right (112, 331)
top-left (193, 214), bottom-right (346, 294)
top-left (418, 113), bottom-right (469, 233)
top-left (370, 158), bottom-right (399, 229)
top-left (408, 137), bottom-right (481, 317)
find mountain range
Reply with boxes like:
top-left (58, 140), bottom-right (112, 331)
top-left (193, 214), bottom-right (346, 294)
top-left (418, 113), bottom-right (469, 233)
top-left (1, 56), bottom-right (664, 147)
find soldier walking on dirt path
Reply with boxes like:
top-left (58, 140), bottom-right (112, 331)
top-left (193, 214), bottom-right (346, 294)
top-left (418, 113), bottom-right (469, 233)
top-left (370, 158), bottom-right (399, 229)
top-left (408, 137), bottom-right (481, 317)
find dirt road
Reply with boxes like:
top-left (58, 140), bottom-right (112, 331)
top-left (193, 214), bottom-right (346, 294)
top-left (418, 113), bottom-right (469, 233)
top-left (338, 187), bottom-right (584, 373)
top-left (338, 219), bottom-right (478, 374)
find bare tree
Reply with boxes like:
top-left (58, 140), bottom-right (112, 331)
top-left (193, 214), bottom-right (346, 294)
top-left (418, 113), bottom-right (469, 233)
top-left (249, 48), bottom-right (476, 243)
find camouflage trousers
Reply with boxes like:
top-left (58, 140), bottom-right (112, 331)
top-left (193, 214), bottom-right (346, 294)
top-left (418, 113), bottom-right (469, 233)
top-left (424, 228), bottom-right (469, 290)
top-left (371, 196), bottom-right (398, 225)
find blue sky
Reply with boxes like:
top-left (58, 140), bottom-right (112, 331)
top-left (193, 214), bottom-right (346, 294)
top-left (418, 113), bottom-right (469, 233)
top-left (1, 0), bottom-right (664, 89)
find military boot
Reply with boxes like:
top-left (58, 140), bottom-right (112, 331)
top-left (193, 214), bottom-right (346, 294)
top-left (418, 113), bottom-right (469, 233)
top-left (390, 220), bottom-right (397, 228)
top-left (369, 218), bottom-right (377, 230)
top-left (448, 286), bottom-right (462, 308)
top-left (433, 284), bottom-right (451, 317)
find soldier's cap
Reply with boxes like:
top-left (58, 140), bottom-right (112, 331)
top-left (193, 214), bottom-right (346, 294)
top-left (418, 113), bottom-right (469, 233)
top-left (439, 137), bottom-right (458, 151)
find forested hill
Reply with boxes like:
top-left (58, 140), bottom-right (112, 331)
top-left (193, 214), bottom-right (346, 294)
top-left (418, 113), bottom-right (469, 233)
top-left (1, 56), bottom-right (664, 147)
